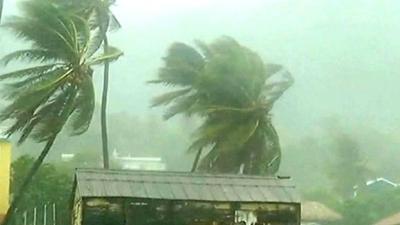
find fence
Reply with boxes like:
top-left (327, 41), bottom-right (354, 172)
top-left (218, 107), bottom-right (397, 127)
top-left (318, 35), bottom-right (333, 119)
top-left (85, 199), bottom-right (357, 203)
top-left (13, 203), bottom-right (62, 225)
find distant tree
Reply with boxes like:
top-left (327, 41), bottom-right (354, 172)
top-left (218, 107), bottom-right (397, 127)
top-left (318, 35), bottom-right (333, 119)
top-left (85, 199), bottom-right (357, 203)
top-left (327, 133), bottom-right (371, 199)
top-left (150, 37), bottom-right (293, 175)
top-left (0, 1), bottom-right (121, 224)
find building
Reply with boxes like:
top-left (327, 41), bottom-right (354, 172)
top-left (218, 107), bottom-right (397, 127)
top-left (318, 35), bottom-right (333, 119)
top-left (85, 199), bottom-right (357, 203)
top-left (112, 150), bottom-right (166, 171)
top-left (354, 177), bottom-right (399, 197)
top-left (59, 150), bottom-right (167, 171)
top-left (0, 139), bottom-right (11, 222)
top-left (366, 178), bottom-right (398, 190)
top-left (71, 169), bottom-right (301, 225)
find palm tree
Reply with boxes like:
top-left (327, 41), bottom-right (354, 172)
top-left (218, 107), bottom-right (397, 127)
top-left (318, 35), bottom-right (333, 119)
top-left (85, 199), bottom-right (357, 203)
top-left (53, 0), bottom-right (121, 169)
top-left (150, 37), bottom-right (293, 175)
top-left (0, 1), bottom-right (121, 224)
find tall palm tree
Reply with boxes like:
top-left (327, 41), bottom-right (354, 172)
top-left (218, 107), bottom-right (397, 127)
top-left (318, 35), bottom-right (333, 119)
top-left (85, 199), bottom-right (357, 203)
top-left (53, 0), bottom-right (121, 169)
top-left (151, 37), bottom-right (293, 175)
top-left (86, 0), bottom-right (121, 170)
top-left (0, 1), bottom-right (121, 225)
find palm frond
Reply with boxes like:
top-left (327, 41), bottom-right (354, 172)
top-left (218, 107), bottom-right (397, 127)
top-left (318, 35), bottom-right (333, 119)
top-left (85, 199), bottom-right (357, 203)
top-left (194, 40), bottom-right (212, 58)
top-left (265, 63), bottom-right (283, 77)
top-left (84, 27), bottom-right (103, 58)
top-left (164, 42), bottom-right (204, 69)
top-left (88, 45), bottom-right (123, 65)
top-left (2, 67), bottom-right (69, 100)
top-left (0, 64), bottom-right (59, 81)
top-left (163, 94), bottom-right (200, 120)
top-left (67, 75), bottom-right (95, 135)
top-left (213, 119), bottom-right (259, 153)
top-left (1, 49), bottom-right (60, 66)
top-left (4, 15), bottom-right (76, 61)
top-left (30, 84), bottom-right (78, 142)
top-left (108, 12), bottom-right (121, 31)
top-left (156, 66), bottom-right (200, 86)
top-left (187, 138), bottom-right (213, 153)
top-left (152, 42), bottom-right (204, 86)
top-left (263, 70), bottom-right (294, 104)
top-left (151, 88), bottom-right (191, 107)
top-left (0, 82), bottom-right (61, 139)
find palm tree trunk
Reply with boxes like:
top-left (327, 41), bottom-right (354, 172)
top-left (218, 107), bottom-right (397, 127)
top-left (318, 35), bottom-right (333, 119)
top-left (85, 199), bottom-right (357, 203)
top-left (0, 0), bottom-right (4, 23)
top-left (191, 148), bottom-right (203, 172)
top-left (1, 135), bottom-right (57, 225)
top-left (101, 35), bottom-right (110, 169)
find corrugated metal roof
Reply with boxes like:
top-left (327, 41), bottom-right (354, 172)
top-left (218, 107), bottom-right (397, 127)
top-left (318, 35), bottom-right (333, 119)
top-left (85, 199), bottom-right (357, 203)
top-left (75, 169), bottom-right (300, 203)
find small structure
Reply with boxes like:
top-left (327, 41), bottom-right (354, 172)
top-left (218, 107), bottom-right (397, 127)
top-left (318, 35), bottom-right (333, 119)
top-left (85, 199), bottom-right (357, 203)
top-left (301, 201), bottom-right (342, 225)
top-left (366, 178), bottom-right (398, 189)
top-left (71, 169), bottom-right (301, 225)
top-left (61, 153), bottom-right (76, 162)
top-left (374, 212), bottom-right (400, 225)
top-left (354, 177), bottom-right (399, 198)
top-left (113, 150), bottom-right (167, 171)
top-left (116, 157), bottom-right (166, 171)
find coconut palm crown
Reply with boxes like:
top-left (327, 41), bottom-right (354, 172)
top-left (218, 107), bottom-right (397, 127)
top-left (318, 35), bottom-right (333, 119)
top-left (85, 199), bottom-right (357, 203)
top-left (151, 37), bottom-right (293, 175)
top-left (0, 0), bottom-right (122, 144)
top-left (50, 0), bottom-right (121, 169)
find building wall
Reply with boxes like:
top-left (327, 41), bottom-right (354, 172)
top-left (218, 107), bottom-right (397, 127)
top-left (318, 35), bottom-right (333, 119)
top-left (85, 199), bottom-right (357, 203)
top-left (0, 140), bottom-right (11, 216)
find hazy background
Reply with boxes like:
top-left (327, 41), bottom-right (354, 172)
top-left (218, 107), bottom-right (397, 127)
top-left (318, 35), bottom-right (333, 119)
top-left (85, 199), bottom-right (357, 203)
top-left (1, 0), bottom-right (399, 191)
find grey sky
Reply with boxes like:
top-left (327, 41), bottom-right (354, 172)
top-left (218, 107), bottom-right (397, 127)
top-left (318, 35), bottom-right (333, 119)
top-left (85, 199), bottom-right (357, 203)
top-left (1, 0), bottom-right (399, 143)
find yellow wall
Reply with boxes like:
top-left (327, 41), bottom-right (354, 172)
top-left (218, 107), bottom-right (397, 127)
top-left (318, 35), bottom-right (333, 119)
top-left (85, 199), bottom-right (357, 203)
top-left (0, 140), bottom-right (11, 215)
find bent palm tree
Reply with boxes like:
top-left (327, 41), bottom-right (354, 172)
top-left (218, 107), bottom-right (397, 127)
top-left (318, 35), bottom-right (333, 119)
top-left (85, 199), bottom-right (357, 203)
top-left (0, 1), bottom-right (121, 225)
top-left (151, 37), bottom-right (293, 175)
top-left (54, 0), bottom-right (121, 169)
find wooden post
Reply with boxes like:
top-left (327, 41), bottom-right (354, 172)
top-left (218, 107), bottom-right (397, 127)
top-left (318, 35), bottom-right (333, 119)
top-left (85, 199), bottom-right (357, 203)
top-left (44, 204), bottom-right (47, 225)
top-left (23, 211), bottom-right (27, 225)
top-left (52, 203), bottom-right (56, 225)
top-left (33, 208), bottom-right (37, 225)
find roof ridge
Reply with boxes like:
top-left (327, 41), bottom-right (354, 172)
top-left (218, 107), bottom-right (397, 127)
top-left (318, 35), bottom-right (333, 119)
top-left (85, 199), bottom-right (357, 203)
top-left (75, 168), bottom-right (287, 180)
top-left (78, 177), bottom-right (296, 188)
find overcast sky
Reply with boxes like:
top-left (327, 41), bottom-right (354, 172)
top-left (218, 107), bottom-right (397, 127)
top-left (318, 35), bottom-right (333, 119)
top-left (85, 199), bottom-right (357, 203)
top-left (1, 0), bottom-right (400, 143)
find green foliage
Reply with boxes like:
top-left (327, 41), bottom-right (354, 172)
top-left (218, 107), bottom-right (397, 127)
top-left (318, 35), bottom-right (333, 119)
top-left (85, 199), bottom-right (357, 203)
top-left (11, 155), bottom-right (73, 225)
top-left (0, 0), bottom-right (122, 143)
top-left (151, 37), bottom-right (293, 174)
